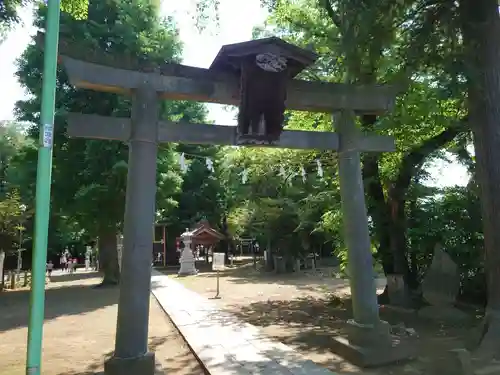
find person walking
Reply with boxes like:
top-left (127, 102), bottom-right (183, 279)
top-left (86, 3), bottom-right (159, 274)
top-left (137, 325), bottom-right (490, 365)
top-left (60, 254), bottom-right (66, 272)
top-left (85, 248), bottom-right (91, 271)
top-left (67, 257), bottom-right (73, 273)
top-left (46, 260), bottom-right (54, 281)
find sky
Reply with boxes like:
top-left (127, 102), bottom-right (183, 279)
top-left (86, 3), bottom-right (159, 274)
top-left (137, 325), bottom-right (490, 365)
top-left (0, 0), bottom-right (469, 187)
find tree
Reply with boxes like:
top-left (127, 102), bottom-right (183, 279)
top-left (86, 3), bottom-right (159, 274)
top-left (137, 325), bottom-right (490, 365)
top-left (15, 0), bottom-right (206, 285)
top-left (0, 0), bottom-right (28, 36)
top-left (0, 121), bottom-right (32, 195)
top-left (261, 0), bottom-right (500, 355)
top-left (0, 122), bottom-right (33, 257)
top-left (397, 0), bottom-right (500, 355)
top-left (0, 189), bottom-right (23, 252)
top-left (172, 145), bottom-right (223, 228)
top-left (1, 0), bottom-right (89, 41)
top-left (220, 145), bottom-right (338, 264)
top-left (257, 0), bottom-right (469, 303)
top-left (458, 0), bottom-right (500, 358)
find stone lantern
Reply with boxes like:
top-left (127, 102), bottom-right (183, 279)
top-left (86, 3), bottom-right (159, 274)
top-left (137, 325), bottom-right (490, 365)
top-left (178, 228), bottom-right (198, 276)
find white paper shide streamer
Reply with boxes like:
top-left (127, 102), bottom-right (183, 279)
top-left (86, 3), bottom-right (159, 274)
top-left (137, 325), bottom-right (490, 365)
top-left (300, 165), bottom-right (307, 183)
top-left (177, 153), bottom-right (330, 187)
top-left (179, 153), bottom-right (188, 173)
top-left (316, 159), bottom-right (323, 178)
top-left (279, 165), bottom-right (286, 179)
top-left (240, 169), bottom-right (249, 184)
top-left (205, 157), bottom-right (215, 173)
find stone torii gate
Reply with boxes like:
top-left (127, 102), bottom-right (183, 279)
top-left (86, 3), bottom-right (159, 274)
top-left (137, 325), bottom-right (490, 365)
top-left (54, 36), bottom-right (411, 373)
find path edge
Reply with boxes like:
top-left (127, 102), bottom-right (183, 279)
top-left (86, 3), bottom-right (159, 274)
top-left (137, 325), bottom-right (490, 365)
top-left (151, 285), bottom-right (211, 375)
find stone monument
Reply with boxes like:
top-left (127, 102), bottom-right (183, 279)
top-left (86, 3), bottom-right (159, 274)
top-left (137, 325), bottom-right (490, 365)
top-left (419, 244), bottom-right (468, 322)
top-left (178, 229), bottom-right (198, 276)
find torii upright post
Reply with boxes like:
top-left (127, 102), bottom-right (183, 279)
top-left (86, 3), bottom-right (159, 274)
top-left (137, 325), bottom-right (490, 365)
top-left (50, 35), bottom-right (414, 372)
top-left (104, 83), bottom-right (159, 374)
top-left (332, 110), bottom-right (409, 366)
top-left (336, 110), bottom-right (381, 324)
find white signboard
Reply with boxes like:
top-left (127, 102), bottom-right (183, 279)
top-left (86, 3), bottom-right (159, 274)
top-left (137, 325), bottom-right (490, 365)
top-left (212, 252), bottom-right (225, 271)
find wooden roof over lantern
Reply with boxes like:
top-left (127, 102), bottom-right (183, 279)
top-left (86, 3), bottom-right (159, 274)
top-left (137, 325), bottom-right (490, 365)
top-left (209, 37), bottom-right (318, 78)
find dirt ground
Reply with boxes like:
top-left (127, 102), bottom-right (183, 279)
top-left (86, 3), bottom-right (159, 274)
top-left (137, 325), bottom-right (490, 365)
top-left (163, 259), bottom-right (483, 375)
top-left (0, 271), bottom-right (206, 375)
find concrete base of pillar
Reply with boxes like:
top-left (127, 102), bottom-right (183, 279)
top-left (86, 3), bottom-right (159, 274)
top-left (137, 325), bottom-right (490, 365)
top-left (331, 320), bottom-right (416, 367)
top-left (104, 352), bottom-right (155, 375)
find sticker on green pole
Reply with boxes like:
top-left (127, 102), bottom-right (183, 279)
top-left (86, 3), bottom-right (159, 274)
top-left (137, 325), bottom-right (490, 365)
top-left (42, 124), bottom-right (54, 148)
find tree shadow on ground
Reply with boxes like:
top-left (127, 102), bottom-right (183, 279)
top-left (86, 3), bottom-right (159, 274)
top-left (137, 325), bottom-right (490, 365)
top-left (227, 295), bottom-right (479, 374)
top-left (57, 334), bottom-right (208, 375)
top-left (0, 281), bottom-right (117, 333)
top-left (160, 262), bottom-right (355, 296)
top-left (159, 258), bottom-right (255, 276)
top-left (229, 296), bottom-right (352, 353)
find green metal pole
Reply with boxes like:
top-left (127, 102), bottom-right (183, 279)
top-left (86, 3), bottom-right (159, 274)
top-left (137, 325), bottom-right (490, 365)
top-left (26, 1), bottom-right (60, 374)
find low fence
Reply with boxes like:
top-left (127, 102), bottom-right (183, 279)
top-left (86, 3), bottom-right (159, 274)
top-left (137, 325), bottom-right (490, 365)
top-left (2, 270), bottom-right (31, 290)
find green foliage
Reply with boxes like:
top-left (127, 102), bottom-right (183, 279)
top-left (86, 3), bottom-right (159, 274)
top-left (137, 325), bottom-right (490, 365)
top-left (0, 0), bottom-right (27, 31)
top-left (12, 0), bottom-right (207, 261)
top-left (0, 190), bottom-right (23, 251)
top-left (0, 122), bottom-right (33, 252)
top-left (192, 0), bottom-right (220, 32)
top-left (60, 0), bottom-right (88, 20)
top-left (3, 0), bottom-right (490, 306)
top-left (253, 0), bottom-right (473, 290)
top-left (0, 121), bottom-right (32, 195)
top-left (220, 146), bottom-right (338, 257)
top-left (172, 144), bottom-right (223, 229)
top-left (407, 184), bottom-right (484, 300)
top-left (1, 0), bottom-right (89, 41)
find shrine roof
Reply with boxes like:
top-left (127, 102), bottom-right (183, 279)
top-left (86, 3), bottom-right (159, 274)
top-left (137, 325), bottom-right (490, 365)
top-left (209, 37), bottom-right (317, 78)
top-left (181, 220), bottom-right (225, 241)
top-left (191, 227), bottom-right (225, 240)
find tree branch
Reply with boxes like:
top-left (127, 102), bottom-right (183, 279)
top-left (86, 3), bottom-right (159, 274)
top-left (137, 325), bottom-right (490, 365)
top-left (393, 0), bottom-right (456, 91)
top-left (390, 118), bottom-right (469, 199)
top-left (320, 0), bottom-right (341, 29)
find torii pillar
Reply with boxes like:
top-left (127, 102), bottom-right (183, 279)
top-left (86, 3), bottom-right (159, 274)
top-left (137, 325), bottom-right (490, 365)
top-left (104, 83), bottom-right (159, 375)
top-left (332, 110), bottom-right (415, 366)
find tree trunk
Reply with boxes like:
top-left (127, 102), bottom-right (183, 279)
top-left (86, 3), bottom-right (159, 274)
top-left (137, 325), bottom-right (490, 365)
top-left (387, 187), bottom-right (418, 288)
top-left (361, 115), bottom-right (414, 306)
top-left (0, 250), bottom-right (5, 291)
top-left (97, 227), bottom-right (120, 286)
top-left (362, 116), bottom-right (465, 303)
top-left (219, 214), bottom-right (231, 264)
top-left (460, 0), bottom-right (500, 359)
top-left (362, 155), bottom-right (394, 275)
top-left (407, 194), bottom-right (419, 278)
top-left (360, 116), bottom-right (396, 270)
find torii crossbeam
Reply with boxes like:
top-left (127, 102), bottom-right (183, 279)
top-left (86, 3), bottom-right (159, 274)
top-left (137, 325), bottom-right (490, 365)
top-left (66, 113), bottom-right (396, 152)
